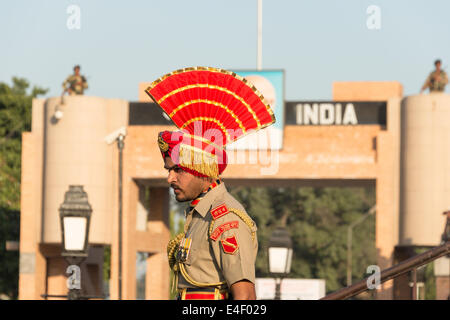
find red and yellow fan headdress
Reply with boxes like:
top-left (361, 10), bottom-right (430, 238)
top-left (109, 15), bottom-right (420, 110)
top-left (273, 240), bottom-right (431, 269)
top-left (146, 67), bottom-right (275, 178)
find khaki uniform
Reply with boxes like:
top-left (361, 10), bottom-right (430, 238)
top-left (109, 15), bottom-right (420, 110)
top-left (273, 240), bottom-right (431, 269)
top-left (171, 182), bottom-right (258, 298)
top-left (423, 70), bottom-right (448, 92)
top-left (62, 74), bottom-right (88, 95)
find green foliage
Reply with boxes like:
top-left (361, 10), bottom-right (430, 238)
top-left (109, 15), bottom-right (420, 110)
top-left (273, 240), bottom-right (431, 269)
top-left (103, 246), bottom-right (111, 282)
top-left (0, 77), bottom-right (47, 299)
top-left (168, 193), bottom-right (188, 300)
top-left (423, 262), bottom-right (436, 300)
top-left (0, 77), bottom-right (47, 209)
top-left (0, 207), bottom-right (20, 299)
top-left (412, 247), bottom-right (436, 300)
top-left (229, 186), bottom-right (376, 294)
top-left (169, 208), bottom-right (185, 238)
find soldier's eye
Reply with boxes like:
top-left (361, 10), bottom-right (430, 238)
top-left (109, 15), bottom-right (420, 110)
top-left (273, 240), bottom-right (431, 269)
top-left (166, 165), bottom-right (182, 174)
top-left (174, 166), bottom-right (182, 173)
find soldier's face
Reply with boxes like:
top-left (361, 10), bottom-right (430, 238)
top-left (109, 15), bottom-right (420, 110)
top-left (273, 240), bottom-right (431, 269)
top-left (164, 157), bottom-right (208, 202)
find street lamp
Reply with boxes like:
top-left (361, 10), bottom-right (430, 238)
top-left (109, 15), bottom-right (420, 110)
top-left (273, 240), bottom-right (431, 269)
top-left (59, 185), bottom-right (92, 300)
top-left (268, 226), bottom-right (293, 300)
top-left (105, 126), bottom-right (126, 300)
top-left (346, 205), bottom-right (376, 287)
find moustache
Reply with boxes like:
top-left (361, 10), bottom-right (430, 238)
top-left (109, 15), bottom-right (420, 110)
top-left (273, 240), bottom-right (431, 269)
top-left (171, 185), bottom-right (181, 191)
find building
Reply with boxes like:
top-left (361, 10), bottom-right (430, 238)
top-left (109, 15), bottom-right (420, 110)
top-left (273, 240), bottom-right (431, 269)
top-left (18, 81), bottom-right (450, 299)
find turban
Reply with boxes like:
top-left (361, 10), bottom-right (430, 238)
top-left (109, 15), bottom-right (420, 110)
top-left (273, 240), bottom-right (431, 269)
top-left (146, 67), bottom-right (276, 178)
top-left (157, 130), bottom-right (227, 178)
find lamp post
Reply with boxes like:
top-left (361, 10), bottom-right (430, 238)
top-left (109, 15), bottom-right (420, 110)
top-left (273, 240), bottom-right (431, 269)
top-left (268, 226), bottom-right (293, 300)
top-left (346, 205), bottom-right (376, 287)
top-left (105, 126), bottom-right (126, 300)
top-left (409, 265), bottom-right (426, 300)
top-left (59, 185), bottom-right (92, 300)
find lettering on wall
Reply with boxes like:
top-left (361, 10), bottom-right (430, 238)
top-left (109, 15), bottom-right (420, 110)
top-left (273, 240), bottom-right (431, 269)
top-left (296, 103), bottom-right (358, 125)
top-left (285, 101), bottom-right (386, 126)
top-left (129, 101), bottom-right (387, 127)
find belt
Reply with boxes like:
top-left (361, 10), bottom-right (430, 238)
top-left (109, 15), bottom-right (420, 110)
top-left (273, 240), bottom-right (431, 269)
top-left (178, 287), bottom-right (229, 300)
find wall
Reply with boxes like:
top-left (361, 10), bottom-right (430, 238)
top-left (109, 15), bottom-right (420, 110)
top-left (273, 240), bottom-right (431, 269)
top-left (400, 94), bottom-right (450, 246)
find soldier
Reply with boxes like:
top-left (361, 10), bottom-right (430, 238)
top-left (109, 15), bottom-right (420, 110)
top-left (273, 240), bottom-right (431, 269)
top-left (62, 65), bottom-right (88, 95)
top-left (145, 67), bottom-right (276, 300)
top-left (420, 59), bottom-right (448, 93)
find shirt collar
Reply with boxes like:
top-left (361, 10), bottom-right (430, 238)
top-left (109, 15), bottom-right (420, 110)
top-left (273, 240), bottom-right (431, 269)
top-left (193, 182), bottom-right (227, 217)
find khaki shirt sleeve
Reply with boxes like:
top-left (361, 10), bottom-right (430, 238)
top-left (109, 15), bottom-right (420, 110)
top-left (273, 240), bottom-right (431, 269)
top-left (209, 211), bottom-right (258, 288)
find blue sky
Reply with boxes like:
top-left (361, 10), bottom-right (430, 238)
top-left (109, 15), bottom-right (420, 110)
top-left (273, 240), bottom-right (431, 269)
top-left (1, 0), bottom-right (449, 101)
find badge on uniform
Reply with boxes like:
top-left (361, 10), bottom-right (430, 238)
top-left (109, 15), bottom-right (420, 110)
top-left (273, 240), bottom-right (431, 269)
top-left (220, 235), bottom-right (239, 254)
top-left (210, 221), bottom-right (239, 241)
top-left (211, 204), bottom-right (229, 220)
top-left (176, 237), bottom-right (192, 262)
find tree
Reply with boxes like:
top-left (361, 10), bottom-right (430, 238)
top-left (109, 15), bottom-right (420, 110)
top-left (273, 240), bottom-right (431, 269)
top-left (229, 186), bottom-right (376, 295)
top-left (0, 77), bottom-right (47, 299)
top-left (168, 189), bottom-right (188, 299)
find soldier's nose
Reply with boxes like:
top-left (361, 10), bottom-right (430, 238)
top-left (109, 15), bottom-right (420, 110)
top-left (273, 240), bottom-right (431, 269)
top-left (167, 171), bottom-right (177, 184)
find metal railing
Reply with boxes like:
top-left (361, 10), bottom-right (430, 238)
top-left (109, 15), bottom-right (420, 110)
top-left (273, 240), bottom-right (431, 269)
top-left (41, 293), bottom-right (106, 300)
top-left (321, 241), bottom-right (450, 300)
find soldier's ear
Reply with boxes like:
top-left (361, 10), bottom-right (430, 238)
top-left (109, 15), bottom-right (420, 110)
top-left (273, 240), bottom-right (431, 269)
top-left (200, 176), bottom-right (214, 183)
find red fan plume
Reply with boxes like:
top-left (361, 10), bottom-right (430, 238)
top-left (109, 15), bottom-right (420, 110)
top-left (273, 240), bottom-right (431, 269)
top-left (145, 67), bottom-right (276, 146)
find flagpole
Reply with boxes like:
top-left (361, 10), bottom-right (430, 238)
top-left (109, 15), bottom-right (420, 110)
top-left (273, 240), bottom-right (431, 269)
top-left (257, 0), bottom-right (262, 71)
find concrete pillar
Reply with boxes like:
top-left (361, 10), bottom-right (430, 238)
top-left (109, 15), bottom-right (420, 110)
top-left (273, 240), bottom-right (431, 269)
top-left (146, 187), bottom-right (170, 299)
top-left (400, 94), bottom-right (450, 246)
top-left (18, 98), bottom-right (46, 299)
top-left (19, 96), bottom-right (128, 299)
top-left (333, 82), bottom-right (403, 299)
top-left (146, 252), bottom-right (168, 299)
top-left (41, 96), bottom-right (128, 245)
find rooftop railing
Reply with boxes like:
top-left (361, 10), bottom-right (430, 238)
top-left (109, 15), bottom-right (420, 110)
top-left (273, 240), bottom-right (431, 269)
top-left (321, 241), bottom-right (450, 300)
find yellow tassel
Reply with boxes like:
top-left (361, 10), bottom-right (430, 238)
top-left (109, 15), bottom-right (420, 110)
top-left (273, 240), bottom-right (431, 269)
top-left (229, 208), bottom-right (257, 241)
top-left (171, 265), bottom-right (179, 293)
top-left (179, 143), bottom-right (219, 178)
top-left (167, 233), bottom-right (185, 293)
top-left (167, 231), bottom-right (227, 291)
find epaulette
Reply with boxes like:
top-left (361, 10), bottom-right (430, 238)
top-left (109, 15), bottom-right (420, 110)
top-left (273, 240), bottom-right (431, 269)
top-left (208, 204), bottom-right (256, 241)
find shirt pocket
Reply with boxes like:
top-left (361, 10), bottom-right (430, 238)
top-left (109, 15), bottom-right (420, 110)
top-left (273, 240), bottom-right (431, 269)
top-left (184, 247), bottom-right (196, 266)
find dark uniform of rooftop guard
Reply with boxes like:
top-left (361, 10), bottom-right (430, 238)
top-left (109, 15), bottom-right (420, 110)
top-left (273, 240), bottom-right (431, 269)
top-left (62, 65), bottom-right (88, 95)
top-left (420, 59), bottom-right (448, 93)
top-left (145, 67), bottom-right (276, 300)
